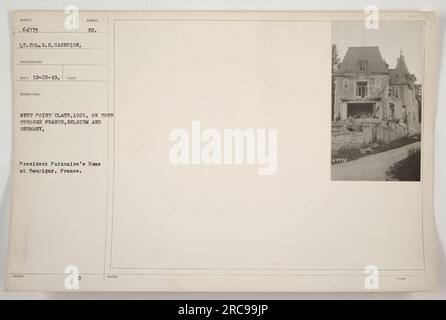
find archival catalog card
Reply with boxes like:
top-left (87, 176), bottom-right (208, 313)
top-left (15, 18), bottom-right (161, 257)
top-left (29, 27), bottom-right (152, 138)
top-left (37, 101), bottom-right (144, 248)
top-left (6, 11), bottom-right (437, 292)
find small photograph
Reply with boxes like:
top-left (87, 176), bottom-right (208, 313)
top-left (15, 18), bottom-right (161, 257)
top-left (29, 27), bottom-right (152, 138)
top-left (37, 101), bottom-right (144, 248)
top-left (331, 21), bottom-right (423, 181)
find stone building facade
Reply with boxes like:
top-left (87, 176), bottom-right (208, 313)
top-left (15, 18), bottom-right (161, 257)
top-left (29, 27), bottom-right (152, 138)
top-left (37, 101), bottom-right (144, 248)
top-left (332, 46), bottom-right (421, 153)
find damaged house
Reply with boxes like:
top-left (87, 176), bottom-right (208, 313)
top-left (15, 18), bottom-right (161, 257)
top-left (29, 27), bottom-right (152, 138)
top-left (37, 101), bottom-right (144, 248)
top-left (332, 46), bottom-right (421, 153)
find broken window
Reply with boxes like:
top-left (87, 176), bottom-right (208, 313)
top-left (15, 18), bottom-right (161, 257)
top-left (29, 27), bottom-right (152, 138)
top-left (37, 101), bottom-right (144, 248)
top-left (356, 81), bottom-right (368, 98)
top-left (347, 103), bottom-right (374, 119)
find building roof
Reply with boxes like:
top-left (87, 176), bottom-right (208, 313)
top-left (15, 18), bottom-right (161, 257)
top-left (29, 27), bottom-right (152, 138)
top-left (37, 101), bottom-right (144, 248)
top-left (335, 46), bottom-right (389, 75)
top-left (389, 52), bottom-right (416, 85)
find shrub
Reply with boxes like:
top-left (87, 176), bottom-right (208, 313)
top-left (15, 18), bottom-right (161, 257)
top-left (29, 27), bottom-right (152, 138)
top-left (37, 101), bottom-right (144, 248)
top-left (387, 147), bottom-right (421, 181)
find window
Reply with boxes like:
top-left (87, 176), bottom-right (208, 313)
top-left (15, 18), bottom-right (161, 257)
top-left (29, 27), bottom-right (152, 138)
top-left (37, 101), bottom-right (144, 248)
top-left (388, 87), bottom-right (392, 97)
top-left (343, 79), bottom-right (349, 90)
top-left (356, 81), bottom-right (368, 98)
top-left (359, 60), bottom-right (367, 72)
top-left (389, 103), bottom-right (395, 121)
top-left (394, 87), bottom-right (400, 98)
top-left (402, 105), bottom-right (408, 124)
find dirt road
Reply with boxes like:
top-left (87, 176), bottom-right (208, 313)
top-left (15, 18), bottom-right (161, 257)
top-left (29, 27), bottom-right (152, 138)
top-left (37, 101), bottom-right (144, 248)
top-left (331, 142), bottom-right (421, 181)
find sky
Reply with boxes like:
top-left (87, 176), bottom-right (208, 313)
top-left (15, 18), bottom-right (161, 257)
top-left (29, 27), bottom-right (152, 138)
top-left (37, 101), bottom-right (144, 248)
top-left (332, 20), bottom-right (424, 84)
